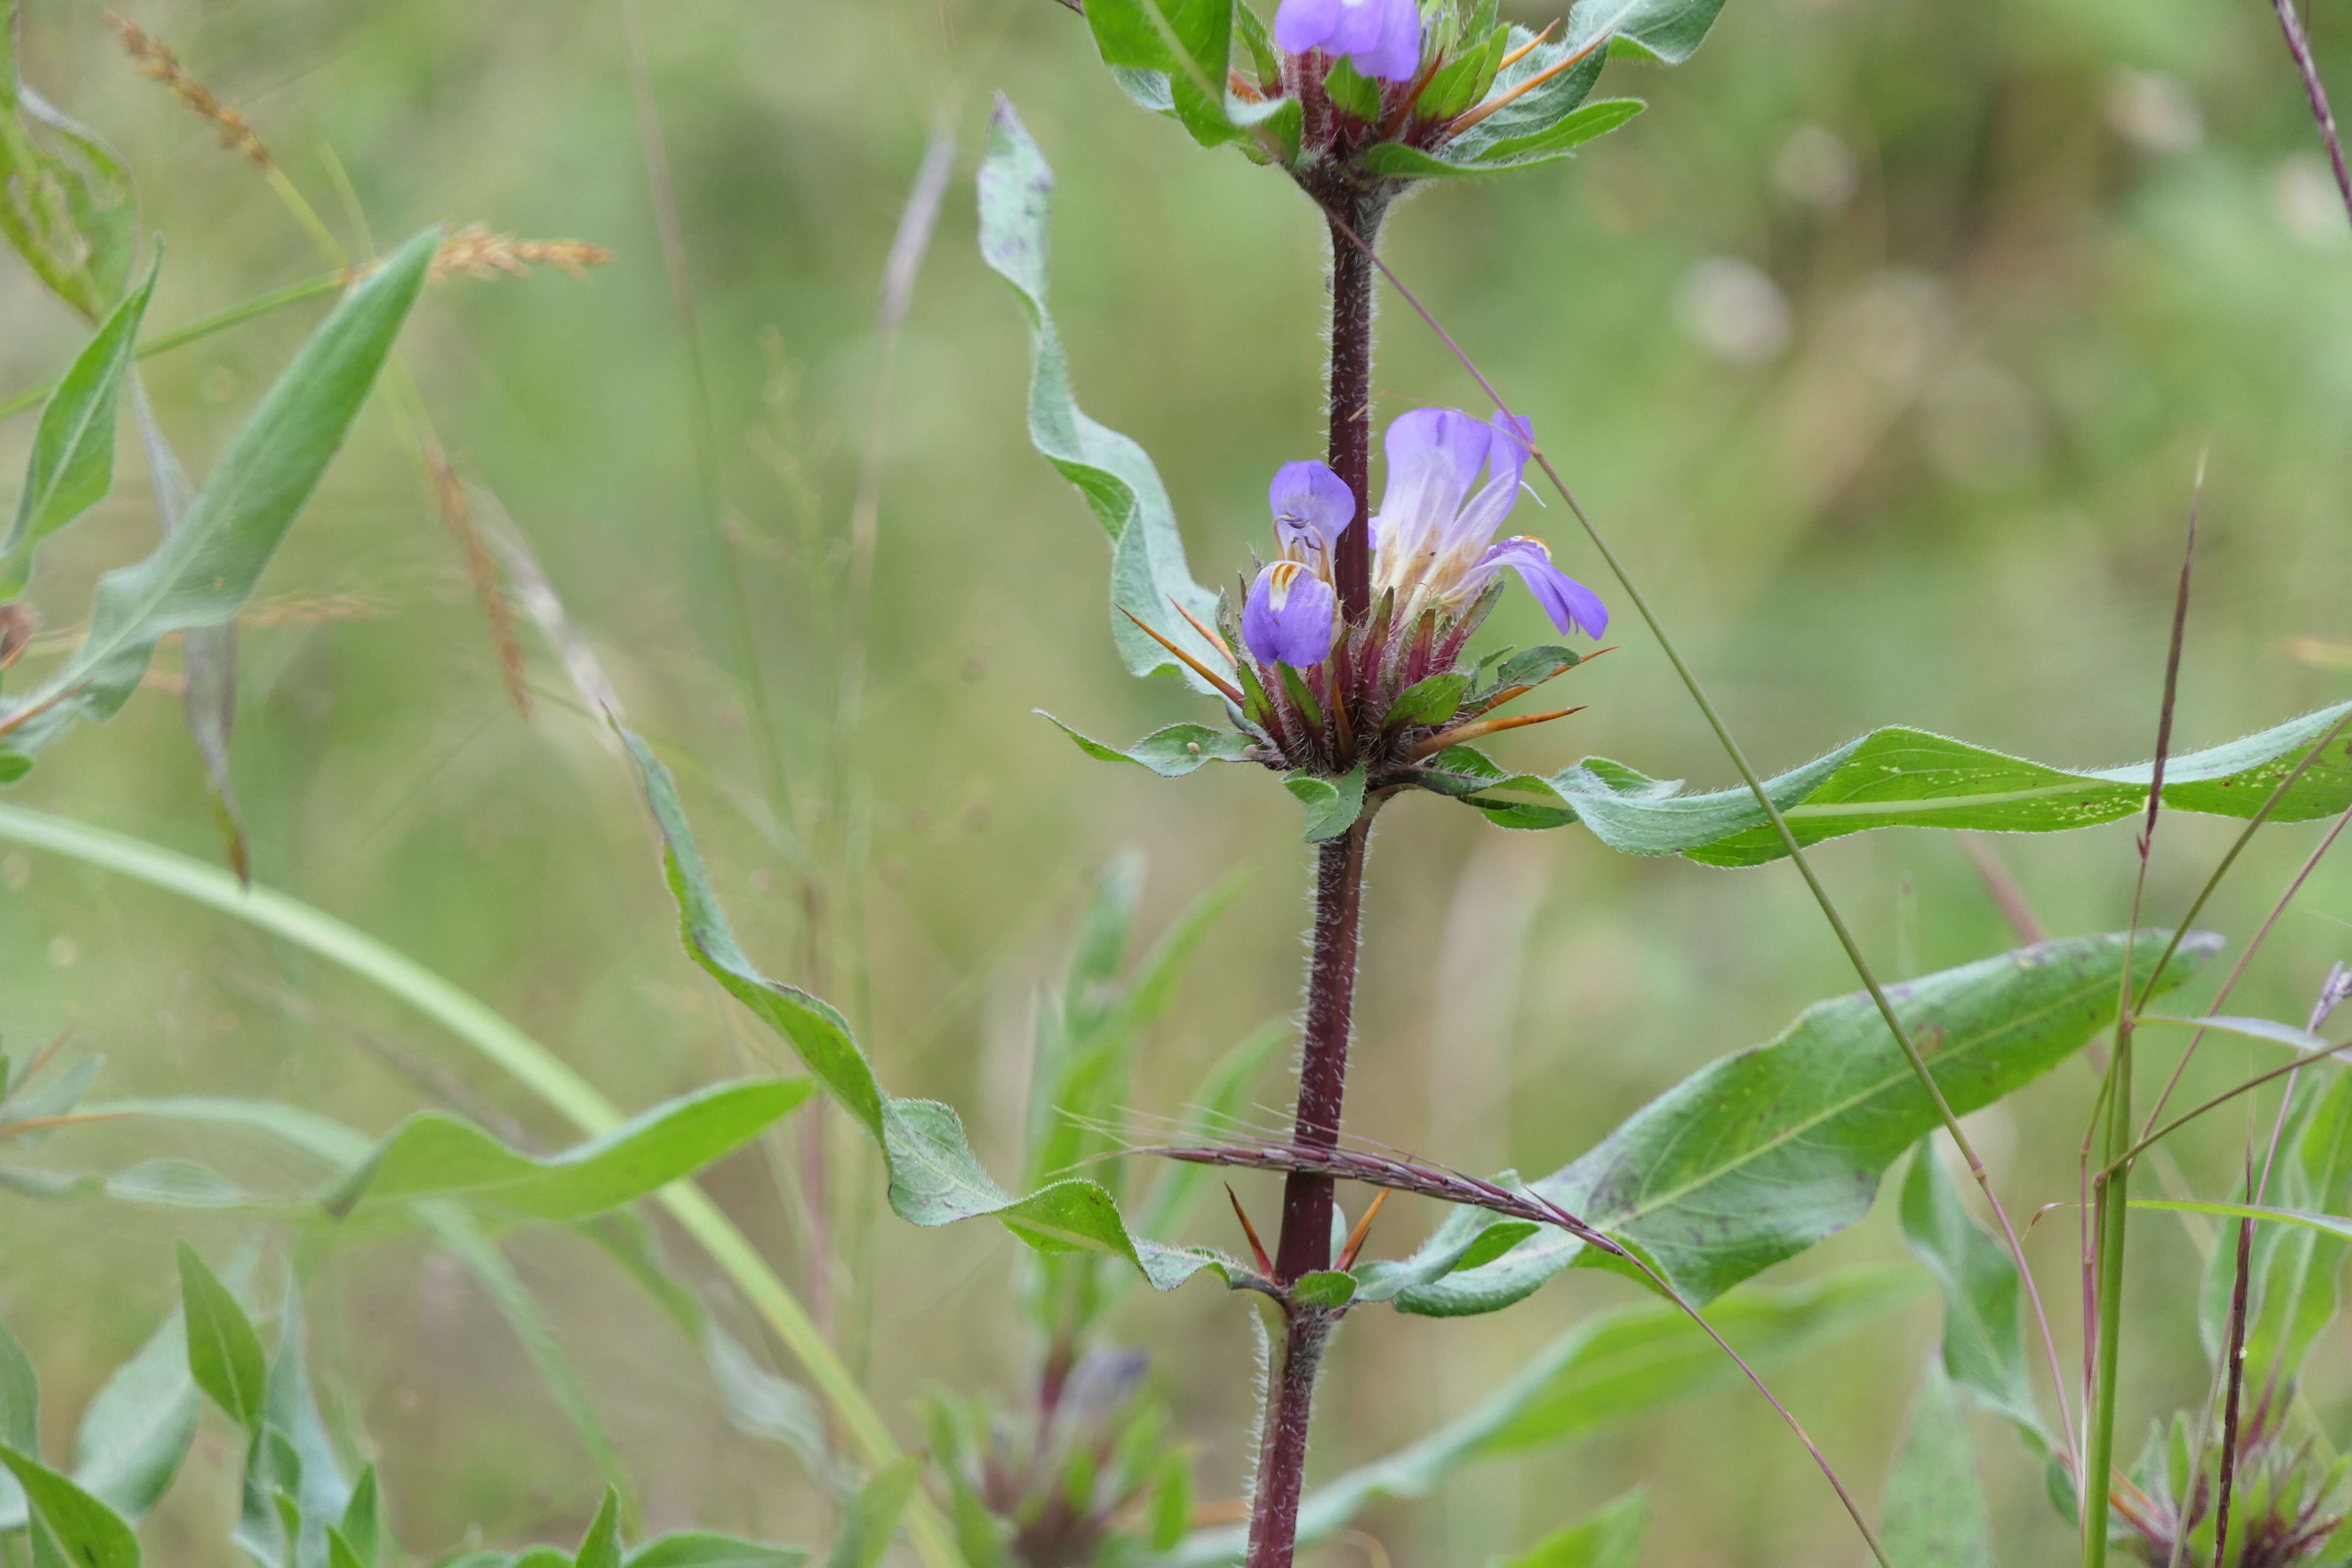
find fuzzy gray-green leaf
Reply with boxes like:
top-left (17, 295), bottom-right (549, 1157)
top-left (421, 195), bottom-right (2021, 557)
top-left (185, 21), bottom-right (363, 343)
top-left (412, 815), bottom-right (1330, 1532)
top-left (1395, 931), bottom-right (2215, 1314)
top-left (976, 101), bottom-right (1221, 692)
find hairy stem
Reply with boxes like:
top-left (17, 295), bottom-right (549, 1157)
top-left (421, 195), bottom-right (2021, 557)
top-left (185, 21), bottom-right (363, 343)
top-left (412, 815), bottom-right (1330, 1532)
top-left (1324, 201), bottom-right (1382, 624)
top-left (1245, 797), bottom-right (1372, 1568)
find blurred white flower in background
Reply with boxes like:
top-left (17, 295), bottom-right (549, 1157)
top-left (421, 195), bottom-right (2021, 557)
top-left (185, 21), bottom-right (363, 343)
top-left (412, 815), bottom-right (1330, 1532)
top-left (1676, 256), bottom-right (1794, 365)
top-left (1774, 123), bottom-right (1860, 211)
top-left (2104, 68), bottom-right (2203, 153)
top-left (2272, 154), bottom-right (2352, 248)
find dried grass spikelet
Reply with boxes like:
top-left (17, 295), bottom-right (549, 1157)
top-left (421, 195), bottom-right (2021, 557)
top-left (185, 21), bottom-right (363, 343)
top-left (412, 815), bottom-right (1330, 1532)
top-left (239, 593), bottom-right (390, 628)
top-left (105, 12), bottom-right (274, 171)
top-left (426, 225), bottom-right (613, 284)
top-left (424, 442), bottom-right (533, 717)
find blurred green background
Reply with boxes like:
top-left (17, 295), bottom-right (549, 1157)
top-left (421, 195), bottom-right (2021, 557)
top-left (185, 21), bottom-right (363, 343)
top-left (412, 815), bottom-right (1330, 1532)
top-left (3, 0), bottom-right (2350, 1560)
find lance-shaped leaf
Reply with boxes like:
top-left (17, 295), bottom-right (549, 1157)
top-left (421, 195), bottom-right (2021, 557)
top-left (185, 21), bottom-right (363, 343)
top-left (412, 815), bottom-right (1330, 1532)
top-left (1392, 930), bottom-right (2216, 1315)
top-left (1080, 0), bottom-right (1300, 153)
top-left (1285, 763), bottom-right (1365, 842)
top-left (1879, 1360), bottom-right (1994, 1568)
top-left (1899, 1141), bottom-right (2046, 1446)
top-left (177, 1243), bottom-right (267, 1431)
top-left (622, 726), bottom-right (1227, 1294)
top-left (1366, 98), bottom-right (1644, 179)
top-left (1163, 1266), bottom-right (1918, 1565)
top-left (1497, 1492), bottom-right (1645, 1568)
top-left (976, 100), bottom-right (1224, 695)
top-left (323, 1079), bottom-right (818, 1221)
top-left (1436, 704), bottom-right (2352, 866)
top-left (0, 1442), bottom-right (141, 1568)
top-left (0, 226), bottom-right (437, 779)
top-left (0, 257), bottom-right (156, 601)
top-left (0, 3), bottom-right (137, 321)
top-left (1040, 713), bottom-right (1256, 778)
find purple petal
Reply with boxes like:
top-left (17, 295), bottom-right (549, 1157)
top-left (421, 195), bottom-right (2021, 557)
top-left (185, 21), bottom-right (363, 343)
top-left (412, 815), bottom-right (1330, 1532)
top-left (1325, 0), bottom-right (1389, 56)
top-left (1243, 561), bottom-right (1339, 668)
top-left (1474, 536), bottom-right (1608, 639)
top-left (1274, 0), bottom-right (1343, 52)
top-left (1371, 407), bottom-right (1487, 561)
top-left (1352, 0), bottom-right (1423, 81)
top-left (1436, 412), bottom-right (1538, 560)
top-left (1269, 459), bottom-right (1356, 556)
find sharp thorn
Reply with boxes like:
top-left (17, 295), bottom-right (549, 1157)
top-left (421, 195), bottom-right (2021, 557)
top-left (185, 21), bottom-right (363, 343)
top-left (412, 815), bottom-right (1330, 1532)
top-left (1337, 1186), bottom-right (1391, 1271)
top-left (1226, 1183), bottom-right (1275, 1277)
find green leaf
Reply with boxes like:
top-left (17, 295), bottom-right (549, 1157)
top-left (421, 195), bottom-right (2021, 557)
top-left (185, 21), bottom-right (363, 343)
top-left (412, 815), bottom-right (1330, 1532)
top-left (1395, 930), bottom-right (2214, 1314)
top-left (1899, 1142), bottom-right (2044, 1444)
top-left (821, 1458), bottom-right (924, 1568)
top-left (2199, 1067), bottom-right (2352, 1387)
top-left (325, 1529), bottom-right (366, 1568)
top-left (1365, 100), bottom-right (1645, 177)
top-left (1563, 0), bottom-right (1733, 66)
top-left (1387, 673), bottom-right (1469, 728)
top-left (1292, 1271), bottom-right (1357, 1309)
top-left (0, 12), bottom-right (137, 321)
top-left (1426, 22), bottom-right (1606, 168)
top-left (323, 1079), bottom-right (817, 1221)
top-left (1284, 764), bottom-right (1366, 842)
top-left (236, 1271), bottom-right (351, 1568)
top-left (0, 1314), bottom-right (34, 1529)
top-left (620, 727), bottom-right (1226, 1295)
top-left (1496, 1491), bottom-right (1645, 1568)
top-left (1446, 706), bottom-right (2352, 864)
top-left (70, 1305), bottom-right (199, 1523)
top-left (1038, 713), bottom-right (1255, 778)
top-left (0, 1443), bottom-right (139, 1568)
top-left (338, 1467), bottom-right (379, 1568)
top-left (976, 101), bottom-right (1222, 693)
top-left (1078, 0), bottom-right (1296, 151)
top-left (0, 227), bottom-right (437, 777)
top-left (0, 257), bottom-right (156, 600)
top-left (626, 1535), bottom-right (809, 1568)
top-left (0, 820), bottom-right (959, 1568)
top-left (1322, 58), bottom-right (1382, 121)
top-left (1879, 1360), bottom-right (1994, 1568)
top-left (1162, 1267), bottom-right (1919, 1565)
top-left (576, 1487), bottom-right (623, 1568)
top-left (176, 1243), bottom-right (267, 1431)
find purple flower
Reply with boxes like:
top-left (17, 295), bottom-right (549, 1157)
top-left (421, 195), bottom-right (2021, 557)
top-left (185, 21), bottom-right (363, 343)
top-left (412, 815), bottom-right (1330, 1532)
top-left (1243, 560), bottom-right (1339, 668)
top-left (1462, 536), bottom-right (1609, 639)
top-left (1270, 459), bottom-right (1355, 560)
top-left (1274, 0), bottom-right (1423, 83)
top-left (1367, 405), bottom-right (1605, 640)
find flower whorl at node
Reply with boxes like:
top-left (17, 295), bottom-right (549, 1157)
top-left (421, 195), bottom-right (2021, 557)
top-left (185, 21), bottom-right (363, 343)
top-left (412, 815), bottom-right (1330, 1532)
top-left (1208, 405), bottom-right (1607, 789)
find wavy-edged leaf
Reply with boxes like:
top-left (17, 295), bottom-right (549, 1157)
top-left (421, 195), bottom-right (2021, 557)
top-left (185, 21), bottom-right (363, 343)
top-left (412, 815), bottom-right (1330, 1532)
top-left (1162, 1267), bottom-right (1919, 1565)
top-left (323, 1079), bottom-right (817, 1221)
top-left (0, 1442), bottom-right (140, 1568)
top-left (1497, 1491), bottom-right (1645, 1568)
top-left (0, 12), bottom-right (136, 322)
top-left (0, 227), bottom-right (437, 778)
top-left (1394, 931), bottom-right (2215, 1314)
top-left (1040, 713), bottom-right (1255, 778)
top-left (976, 100), bottom-right (1222, 693)
top-left (1880, 1360), bottom-right (1994, 1567)
top-left (622, 726), bottom-right (1227, 1295)
top-left (0, 257), bottom-right (156, 600)
top-left (1439, 704), bottom-right (2352, 866)
top-left (1899, 1142), bottom-right (2045, 1446)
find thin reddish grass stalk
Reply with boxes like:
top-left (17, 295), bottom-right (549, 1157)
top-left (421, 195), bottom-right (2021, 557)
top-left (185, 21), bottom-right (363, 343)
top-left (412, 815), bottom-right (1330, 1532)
top-left (1321, 209), bottom-right (2080, 1477)
top-left (2213, 1165), bottom-right (2256, 1568)
top-left (2272, 0), bottom-right (2352, 226)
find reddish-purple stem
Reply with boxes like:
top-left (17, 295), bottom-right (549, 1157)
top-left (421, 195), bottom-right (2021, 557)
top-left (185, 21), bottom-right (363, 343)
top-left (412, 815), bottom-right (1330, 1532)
top-left (2273, 0), bottom-right (2352, 227)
